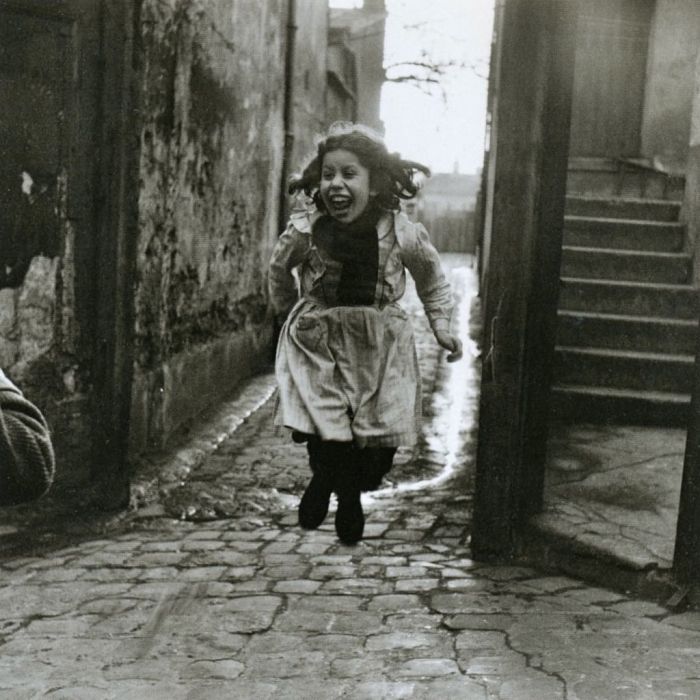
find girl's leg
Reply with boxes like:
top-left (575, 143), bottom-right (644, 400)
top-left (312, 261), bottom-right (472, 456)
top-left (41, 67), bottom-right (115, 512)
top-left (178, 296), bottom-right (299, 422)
top-left (359, 446), bottom-right (397, 491)
top-left (298, 438), bottom-right (365, 544)
top-left (332, 442), bottom-right (364, 545)
top-left (298, 436), bottom-right (333, 529)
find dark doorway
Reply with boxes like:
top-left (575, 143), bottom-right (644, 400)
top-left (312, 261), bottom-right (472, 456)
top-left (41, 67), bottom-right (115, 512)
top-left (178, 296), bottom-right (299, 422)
top-left (0, 10), bottom-right (72, 288)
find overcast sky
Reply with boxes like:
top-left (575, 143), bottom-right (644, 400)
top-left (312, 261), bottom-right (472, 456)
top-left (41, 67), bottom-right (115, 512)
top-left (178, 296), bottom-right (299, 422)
top-left (331, 0), bottom-right (495, 175)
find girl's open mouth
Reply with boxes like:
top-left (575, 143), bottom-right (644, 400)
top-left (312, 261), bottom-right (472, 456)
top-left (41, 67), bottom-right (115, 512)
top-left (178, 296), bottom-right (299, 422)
top-left (329, 196), bottom-right (352, 213)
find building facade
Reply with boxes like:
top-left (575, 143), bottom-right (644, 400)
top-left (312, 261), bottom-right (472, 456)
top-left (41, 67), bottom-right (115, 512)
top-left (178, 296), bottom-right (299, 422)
top-left (328, 0), bottom-right (386, 134)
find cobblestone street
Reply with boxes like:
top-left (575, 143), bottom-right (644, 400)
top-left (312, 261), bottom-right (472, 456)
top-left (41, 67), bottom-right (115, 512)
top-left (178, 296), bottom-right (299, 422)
top-left (1, 256), bottom-right (699, 699)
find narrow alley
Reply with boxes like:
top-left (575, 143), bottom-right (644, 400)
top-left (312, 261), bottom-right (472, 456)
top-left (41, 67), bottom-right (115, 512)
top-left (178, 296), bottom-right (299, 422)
top-left (0, 257), bottom-right (698, 699)
top-left (3, 1), bottom-right (700, 698)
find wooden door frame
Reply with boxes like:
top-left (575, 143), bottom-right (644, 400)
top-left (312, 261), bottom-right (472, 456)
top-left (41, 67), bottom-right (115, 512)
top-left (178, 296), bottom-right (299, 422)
top-left (674, 331), bottom-right (700, 587)
top-left (90, 0), bottom-right (141, 508)
top-left (472, 0), bottom-right (577, 559)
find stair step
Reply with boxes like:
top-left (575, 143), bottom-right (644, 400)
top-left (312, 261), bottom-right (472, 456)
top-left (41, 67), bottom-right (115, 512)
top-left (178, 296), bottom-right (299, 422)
top-left (564, 216), bottom-right (685, 252)
top-left (559, 277), bottom-right (699, 319)
top-left (566, 164), bottom-right (686, 200)
top-left (557, 310), bottom-right (698, 355)
top-left (565, 196), bottom-right (682, 222)
top-left (550, 384), bottom-right (689, 426)
top-left (559, 162), bottom-right (691, 426)
top-left (554, 346), bottom-right (694, 394)
top-left (561, 246), bottom-right (690, 284)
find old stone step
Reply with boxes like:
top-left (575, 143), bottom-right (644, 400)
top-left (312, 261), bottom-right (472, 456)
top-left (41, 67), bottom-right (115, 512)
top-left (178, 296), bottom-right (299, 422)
top-left (550, 383), bottom-right (689, 425)
top-left (559, 277), bottom-right (699, 319)
top-left (565, 196), bottom-right (681, 222)
top-left (566, 158), bottom-right (686, 200)
top-left (553, 346), bottom-right (694, 394)
top-left (563, 216), bottom-right (685, 252)
top-left (561, 246), bottom-right (690, 284)
top-left (556, 310), bottom-right (698, 355)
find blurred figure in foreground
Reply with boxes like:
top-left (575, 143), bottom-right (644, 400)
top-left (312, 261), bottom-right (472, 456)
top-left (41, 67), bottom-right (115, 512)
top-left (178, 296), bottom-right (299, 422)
top-left (0, 368), bottom-right (55, 506)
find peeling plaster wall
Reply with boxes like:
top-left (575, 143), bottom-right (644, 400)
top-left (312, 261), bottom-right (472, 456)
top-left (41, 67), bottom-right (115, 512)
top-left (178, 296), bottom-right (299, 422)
top-left (0, 232), bottom-right (92, 492)
top-left (0, 257), bottom-right (59, 374)
top-left (131, 0), bottom-right (287, 452)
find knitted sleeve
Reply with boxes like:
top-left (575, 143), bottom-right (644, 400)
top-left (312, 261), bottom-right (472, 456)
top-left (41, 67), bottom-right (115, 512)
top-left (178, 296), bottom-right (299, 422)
top-left (398, 221), bottom-right (453, 334)
top-left (0, 370), bottom-right (55, 506)
top-left (268, 223), bottom-right (311, 320)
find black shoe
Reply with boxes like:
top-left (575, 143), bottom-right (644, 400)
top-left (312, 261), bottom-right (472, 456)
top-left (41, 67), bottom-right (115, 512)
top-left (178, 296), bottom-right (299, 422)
top-left (298, 474), bottom-right (332, 529)
top-left (335, 489), bottom-right (364, 544)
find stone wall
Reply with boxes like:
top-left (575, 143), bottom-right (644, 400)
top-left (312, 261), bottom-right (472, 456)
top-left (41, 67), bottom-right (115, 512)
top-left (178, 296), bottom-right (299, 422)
top-left (130, 0), bottom-right (288, 452)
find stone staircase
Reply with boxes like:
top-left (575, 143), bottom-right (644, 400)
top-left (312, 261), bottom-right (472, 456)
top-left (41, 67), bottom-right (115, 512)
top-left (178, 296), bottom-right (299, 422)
top-left (551, 175), bottom-right (698, 425)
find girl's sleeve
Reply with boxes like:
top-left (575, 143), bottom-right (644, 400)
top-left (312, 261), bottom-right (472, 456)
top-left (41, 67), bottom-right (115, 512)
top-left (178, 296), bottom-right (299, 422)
top-left (400, 223), bottom-right (453, 334)
top-left (268, 223), bottom-right (310, 320)
top-left (0, 369), bottom-right (55, 506)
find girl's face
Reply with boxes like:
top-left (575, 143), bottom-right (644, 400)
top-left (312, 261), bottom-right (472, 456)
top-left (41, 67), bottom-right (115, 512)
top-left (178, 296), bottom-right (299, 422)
top-left (319, 149), bottom-right (373, 224)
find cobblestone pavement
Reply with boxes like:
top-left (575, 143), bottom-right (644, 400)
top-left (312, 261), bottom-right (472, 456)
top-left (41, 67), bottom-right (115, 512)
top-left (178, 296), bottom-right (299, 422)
top-left (1, 256), bottom-right (700, 699)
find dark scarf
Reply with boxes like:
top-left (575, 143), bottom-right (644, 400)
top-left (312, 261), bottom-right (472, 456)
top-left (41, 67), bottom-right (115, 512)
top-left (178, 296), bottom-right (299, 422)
top-left (313, 206), bottom-right (382, 306)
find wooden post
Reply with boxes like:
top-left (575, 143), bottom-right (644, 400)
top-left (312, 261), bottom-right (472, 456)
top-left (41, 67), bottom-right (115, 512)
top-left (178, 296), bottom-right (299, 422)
top-left (472, 0), bottom-right (576, 559)
top-left (90, 0), bottom-right (141, 508)
top-left (519, 1), bottom-right (577, 519)
top-left (673, 328), bottom-right (700, 585)
top-left (673, 35), bottom-right (700, 588)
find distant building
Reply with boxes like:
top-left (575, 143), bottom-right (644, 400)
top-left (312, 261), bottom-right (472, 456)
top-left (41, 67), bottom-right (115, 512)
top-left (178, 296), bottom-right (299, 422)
top-left (326, 26), bottom-right (359, 125)
top-left (419, 172), bottom-right (481, 217)
top-left (328, 0), bottom-right (387, 132)
top-left (287, 0), bottom-right (330, 171)
top-left (417, 172), bottom-right (481, 253)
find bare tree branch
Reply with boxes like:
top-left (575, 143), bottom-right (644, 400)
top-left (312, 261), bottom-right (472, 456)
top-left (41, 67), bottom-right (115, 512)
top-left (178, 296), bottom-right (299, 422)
top-left (387, 75), bottom-right (441, 85)
top-left (385, 60), bottom-right (450, 73)
top-left (384, 70), bottom-right (447, 100)
top-left (383, 16), bottom-right (490, 99)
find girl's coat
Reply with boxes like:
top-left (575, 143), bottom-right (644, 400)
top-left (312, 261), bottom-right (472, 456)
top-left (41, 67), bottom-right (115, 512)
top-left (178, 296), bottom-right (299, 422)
top-left (268, 209), bottom-right (452, 448)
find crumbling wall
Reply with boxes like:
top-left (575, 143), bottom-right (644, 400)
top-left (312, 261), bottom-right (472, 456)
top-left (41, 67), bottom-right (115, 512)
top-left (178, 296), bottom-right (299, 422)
top-left (131, 0), bottom-right (287, 452)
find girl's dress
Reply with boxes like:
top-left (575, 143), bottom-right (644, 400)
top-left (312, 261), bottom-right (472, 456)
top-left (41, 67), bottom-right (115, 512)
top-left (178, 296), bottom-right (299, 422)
top-left (268, 207), bottom-right (453, 449)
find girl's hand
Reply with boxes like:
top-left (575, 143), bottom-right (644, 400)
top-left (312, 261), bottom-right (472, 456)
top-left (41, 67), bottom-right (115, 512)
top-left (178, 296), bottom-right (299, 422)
top-left (435, 330), bottom-right (463, 362)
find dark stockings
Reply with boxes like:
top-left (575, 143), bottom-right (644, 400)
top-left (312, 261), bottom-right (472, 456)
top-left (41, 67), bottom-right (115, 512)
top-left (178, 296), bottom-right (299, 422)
top-left (298, 437), bottom-right (396, 544)
top-left (361, 446), bottom-right (397, 491)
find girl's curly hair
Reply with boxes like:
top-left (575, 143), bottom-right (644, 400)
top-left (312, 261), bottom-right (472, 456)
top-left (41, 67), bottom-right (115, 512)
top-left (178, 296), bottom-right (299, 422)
top-left (288, 122), bottom-right (430, 213)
